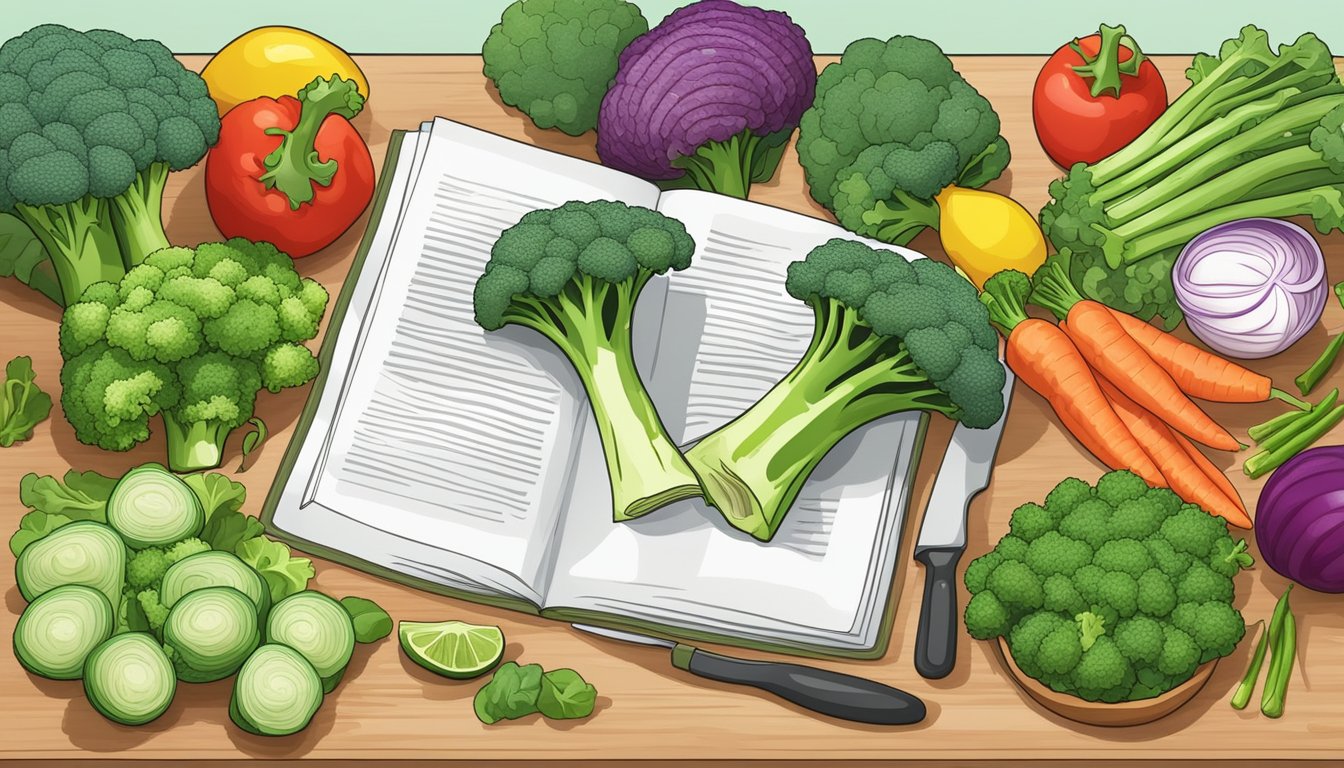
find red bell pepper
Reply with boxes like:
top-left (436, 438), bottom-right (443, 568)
top-left (205, 75), bottom-right (374, 257)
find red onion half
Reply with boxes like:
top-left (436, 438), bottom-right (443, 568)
top-left (1172, 218), bottom-right (1326, 359)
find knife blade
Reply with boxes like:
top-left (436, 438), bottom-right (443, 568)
top-left (913, 369), bottom-right (1015, 679)
top-left (572, 624), bottom-right (926, 725)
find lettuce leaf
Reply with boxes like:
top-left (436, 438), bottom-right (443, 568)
top-left (0, 356), bottom-right (52, 447)
top-left (236, 536), bottom-right (314, 601)
top-left (19, 469), bottom-right (116, 521)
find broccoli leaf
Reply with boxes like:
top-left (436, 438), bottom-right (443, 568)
top-left (1076, 611), bottom-right (1107, 652)
top-left (237, 417), bottom-right (267, 472)
top-left (19, 469), bottom-right (116, 521)
top-left (341, 596), bottom-right (393, 643)
top-left (537, 668), bottom-right (597, 720)
top-left (236, 535), bottom-right (315, 602)
top-left (8, 510), bottom-right (73, 557)
top-left (0, 356), bottom-right (52, 446)
top-left (0, 213), bottom-right (61, 305)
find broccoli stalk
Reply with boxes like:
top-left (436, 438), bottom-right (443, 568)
top-left (682, 239), bottom-right (1007, 541)
top-left (109, 163), bottom-right (172, 263)
top-left (668, 128), bottom-right (794, 201)
top-left (1040, 26), bottom-right (1344, 327)
top-left (474, 200), bottom-right (702, 521)
top-left (13, 196), bottom-right (126, 306)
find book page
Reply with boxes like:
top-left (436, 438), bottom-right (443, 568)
top-left (299, 119), bottom-right (661, 600)
top-left (648, 190), bottom-right (925, 444)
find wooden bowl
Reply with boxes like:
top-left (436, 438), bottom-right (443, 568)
top-left (995, 638), bottom-right (1217, 727)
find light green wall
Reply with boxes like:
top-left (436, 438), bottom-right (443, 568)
top-left (0, 0), bottom-right (1337, 55)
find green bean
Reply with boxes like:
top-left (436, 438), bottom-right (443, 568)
top-left (1247, 409), bottom-right (1309, 443)
top-left (1255, 389), bottom-right (1336, 456)
top-left (1260, 594), bottom-right (1297, 719)
top-left (1295, 332), bottom-right (1344, 396)
top-left (1244, 402), bottom-right (1344, 479)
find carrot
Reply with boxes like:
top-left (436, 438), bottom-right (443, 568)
top-left (1097, 377), bottom-right (1251, 528)
top-left (1103, 307), bottom-right (1307, 409)
top-left (1033, 261), bottom-right (1240, 451)
top-left (981, 271), bottom-right (1165, 487)
top-left (1169, 429), bottom-right (1249, 518)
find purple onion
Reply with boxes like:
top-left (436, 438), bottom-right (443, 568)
top-left (1256, 444), bottom-right (1344, 592)
top-left (1172, 218), bottom-right (1327, 359)
top-left (596, 0), bottom-right (815, 184)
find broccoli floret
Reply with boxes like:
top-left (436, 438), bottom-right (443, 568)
top-left (59, 239), bottom-right (326, 471)
top-left (1172, 601), bottom-right (1246, 663)
top-left (1114, 616), bottom-right (1165, 665)
top-left (1057, 498), bottom-right (1113, 550)
top-left (1008, 502), bottom-right (1054, 542)
top-left (165, 537), bottom-right (209, 563)
top-left (681, 239), bottom-right (1005, 540)
top-left (482, 0), bottom-right (647, 137)
top-left (1094, 470), bottom-right (1150, 506)
top-left (475, 201), bottom-right (701, 526)
top-left (1096, 571), bottom-right (1140, 619)
top-left (1157, 625), bottom-right (1201, 679)
top-left (1146, 538), bottom-right (1194, 579)
top-left (0, 24), bottom-right (219, 306)
top-left (963, 551), bottom-right (1003, 594)
top-left (1036, 622), bottom-right (1084, 677)
top-left (1092, 538), bottom-right (1153, 578)
top-left (1109, 496), bottom-right (1168, 540)
top-left (1176, 563), bottom-right (1235, 604)
top-left (136, 588), bottom-right (169, 632)
top-left (986, 560), bottom-right (1044, 611)
top-left (1025, 531), bottom-right (1093, 577)
top-left (995, 535), bottom-right (1029, 563)
top-left (1136, 568), bottom-right (1178, 617)
top-left (1072, 636), bottom-right (1130, 701)
top-left (126, 547), bottom-right (169, 589)
top-left (1042, 573), bottom-right (1087, 615)
top-left (963, 591), bottom-right (1012, 640)
top-left (1043, 477), bottom-right (1093, 524)
top-left (796, 34), bottom-right (1008, 245)
top-left (1009, 611), bottom-right (1069, 678)
top-left (1160, 504), bottom-right (1226, 559)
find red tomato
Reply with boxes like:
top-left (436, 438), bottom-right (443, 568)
top-left (1033, 25), bottom-right (1167, 169)
top-left (205, 78), bottom-right (374, 258)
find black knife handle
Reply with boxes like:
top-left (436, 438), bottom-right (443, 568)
top-left (678, 647), bottom-right (926, 725)
top-left (914, 547), bottom-right (963, 680)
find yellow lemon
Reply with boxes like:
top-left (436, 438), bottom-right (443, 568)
top-left (935, 185), bottom-right (1047, 289)
top-left (201, 26), bottom-right (368, 115)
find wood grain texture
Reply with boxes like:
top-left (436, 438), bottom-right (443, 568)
top-left (1, 55), bottom-right (1342, 765)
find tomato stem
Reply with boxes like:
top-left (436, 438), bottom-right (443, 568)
top-left (259, 75), bottom-right (366, 210)
top-left (1069, 24), bottom-right (1146, 99)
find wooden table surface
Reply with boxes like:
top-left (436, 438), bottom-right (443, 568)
top-left (2, 54), bottom-right (1343, 767)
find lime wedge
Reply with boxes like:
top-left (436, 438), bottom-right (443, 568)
top-left (398, 620), bottom-right (505, 679)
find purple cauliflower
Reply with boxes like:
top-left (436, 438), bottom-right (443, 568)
top-left (596, 0), bottom-right (815, 199)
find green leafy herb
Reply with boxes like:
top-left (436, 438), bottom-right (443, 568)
top-left (8, 510), bottom-right (73, 557)
top-left (537, 668), bottom-right (597, 720)
top-left (238, 417), bottom-right (268, 473)
top-left (185, 472), bottom-right (263, 551)
top-left (341, 596), bottom-right (392, 643)
top-left (473, 661), bottom-right (544, 724)
top-left (236, 536), bottom-right (315, 602)
top-left (0, 356), bottom-right (52, 446)
top-left (19, 469), bottom-right (116, 521)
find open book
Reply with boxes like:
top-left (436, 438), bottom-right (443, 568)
top-left (262, 119), bottom-right (929, 659)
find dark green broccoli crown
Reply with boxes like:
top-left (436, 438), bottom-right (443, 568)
top-left (784, 238), bottom-right (1005, 427)
top-left (57, 239), bottom-right (326, 452)
top-left (963, 469), bottom-right (1250, 702)
top-left (0, 24), bottom-right (220, 210)
top-left (482, 0), bottom-right (648, 136)
top-left (796, 35), bottom-right (1008, 235)
top-left (474, 199), bottom-right (694, 330)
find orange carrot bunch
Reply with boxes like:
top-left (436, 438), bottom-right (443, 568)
top-left (979, 266), bottom-right (1305, 530)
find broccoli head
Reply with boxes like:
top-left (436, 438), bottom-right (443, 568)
top-left (796, 35), bottom-right (1009, 245)
top-left (683, 238), bottom-right (1006, 540)
top-left (483, 0), bottom-right (647, 137)
top-left (0, 24), bottom-right (220, 306)
top-left (59, 239), bottom-right (327, 471)
top-left (474, 200), bottom-right (700, 523)
top-left (963, 469), bottom-right (1252, 702)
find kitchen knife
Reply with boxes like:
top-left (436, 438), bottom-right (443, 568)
top-left (913, 369), bottom-right (1015, 680)
top-left (572, 623), bottom-right (926, 725)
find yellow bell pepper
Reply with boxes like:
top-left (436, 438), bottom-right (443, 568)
top-left (202, 26), bottom-right (369, 115)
